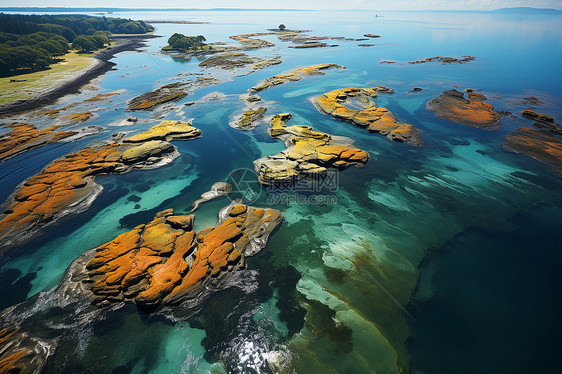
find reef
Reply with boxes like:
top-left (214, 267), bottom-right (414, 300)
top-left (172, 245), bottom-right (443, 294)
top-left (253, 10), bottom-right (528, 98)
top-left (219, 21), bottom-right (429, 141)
top-left (128, 78), bottom-right (219, 111)
top-left (228, 33), bottom-right (276, 50)
top-left (288, 42), bottom-right (328, 48)
top-left (504, 127), bottom-right (562, 176)
top-left (230, 107), bottom-right (268, 129)
top-left (378, 56), bottom-right (475, 65)
top-left (408, 56), bottom-right (475, 64)
top-left (521, 110), bottom-right (561, 135)
top-left (253, 113), bottom-right (369, 186)
top-left (0, 326), bottom-right (54, 374)
top-left (199, 52), bottom-right (257, 69)
top-left (250, 63), bottom-right (345, 92)
top-left (426, 89), bottom-right (502, 130)
top-left (0, 123), bottom-right (76, 162)
top-left (199, 52), bottom-right (282, 74)
top-left (0, 120), bottom-right (201, 249)
top-left (82, 202), bottom-right (282, 311)
top-left (313, 87), bottom-right (424, 146)
top-left (189, 182), bottom-right (232, 212)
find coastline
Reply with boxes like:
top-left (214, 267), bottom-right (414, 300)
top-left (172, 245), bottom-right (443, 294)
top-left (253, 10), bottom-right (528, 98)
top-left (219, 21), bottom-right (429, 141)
top-left (0, 34), bottom-right (159, 118)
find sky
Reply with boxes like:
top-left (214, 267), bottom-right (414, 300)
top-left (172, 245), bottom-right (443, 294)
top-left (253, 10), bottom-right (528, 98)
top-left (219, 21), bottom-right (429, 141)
top-left (2, 0), bottom-right (562, 10)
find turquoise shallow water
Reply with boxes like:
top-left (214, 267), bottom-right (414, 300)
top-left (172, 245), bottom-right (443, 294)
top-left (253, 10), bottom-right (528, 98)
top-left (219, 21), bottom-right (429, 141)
top-left (0, 9), bottom-right (561, 374)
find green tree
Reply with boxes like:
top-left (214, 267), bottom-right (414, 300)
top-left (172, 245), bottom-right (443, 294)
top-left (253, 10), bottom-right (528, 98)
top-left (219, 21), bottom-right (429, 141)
top-left (72, 35), bottom-right (96, 52)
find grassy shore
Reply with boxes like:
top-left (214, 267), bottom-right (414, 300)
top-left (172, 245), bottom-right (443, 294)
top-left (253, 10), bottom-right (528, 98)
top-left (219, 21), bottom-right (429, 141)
top-left (0, 52), bottom-right (96, 105)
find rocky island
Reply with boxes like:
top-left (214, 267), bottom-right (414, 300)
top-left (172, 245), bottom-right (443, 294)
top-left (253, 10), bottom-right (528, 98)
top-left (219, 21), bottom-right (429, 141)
top-left (253, 113), bottom-right (369, 185)
top-left (426, 89), bottom-right (502, 129)
top-left (127, 78), bottom-right (219, 111)
top-left (83, 201), bottom-right (282, 310)
top-left (313, 86), bottom-right (424, 146)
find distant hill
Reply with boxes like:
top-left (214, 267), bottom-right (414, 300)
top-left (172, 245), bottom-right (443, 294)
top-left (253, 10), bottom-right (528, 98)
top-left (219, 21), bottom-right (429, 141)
top-left (492, 7), bottom-right (562, 14)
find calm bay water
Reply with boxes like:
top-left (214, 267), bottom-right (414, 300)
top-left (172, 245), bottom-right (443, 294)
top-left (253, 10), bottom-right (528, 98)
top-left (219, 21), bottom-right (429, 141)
top-left (0, 9), bottom-right (561, 373)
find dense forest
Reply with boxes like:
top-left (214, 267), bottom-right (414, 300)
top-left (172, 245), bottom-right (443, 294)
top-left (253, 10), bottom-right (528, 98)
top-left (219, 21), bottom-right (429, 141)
top-left (164, 33), bottom-right (210, 51)
top-left (0, 13), bottom-right (153, 77)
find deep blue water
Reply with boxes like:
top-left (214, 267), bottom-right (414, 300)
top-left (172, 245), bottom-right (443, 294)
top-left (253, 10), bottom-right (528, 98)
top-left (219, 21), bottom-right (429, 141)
top-left (0, 9), bottom-right (561, 374)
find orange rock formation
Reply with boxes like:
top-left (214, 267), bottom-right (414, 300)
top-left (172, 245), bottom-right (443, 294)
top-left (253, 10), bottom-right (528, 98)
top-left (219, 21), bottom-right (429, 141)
top-left (504, 127), bottom-right (562, 176)
top-left (0, 120), bottom-right (201, 249)
top-left (84, 202), bottom-right (282, 310)
top-left (0, 327), bottom-right (52, 374)
top-left (313, 87), bottom-right (424, 146)
top-left (0, 123), bottom-right (77, 162)
top-left (426, 89), bottom-right (502, 130)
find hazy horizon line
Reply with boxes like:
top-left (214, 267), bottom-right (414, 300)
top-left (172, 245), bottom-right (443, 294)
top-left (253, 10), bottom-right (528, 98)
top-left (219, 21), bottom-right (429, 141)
top-left (1, 6), bottom-right (561, 12)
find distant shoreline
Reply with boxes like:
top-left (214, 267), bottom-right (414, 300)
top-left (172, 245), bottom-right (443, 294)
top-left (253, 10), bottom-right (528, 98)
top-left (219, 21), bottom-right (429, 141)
top-left (0, 7), bottom-right (560, 14)
top-left (0, 35), bottom-right (159, 117)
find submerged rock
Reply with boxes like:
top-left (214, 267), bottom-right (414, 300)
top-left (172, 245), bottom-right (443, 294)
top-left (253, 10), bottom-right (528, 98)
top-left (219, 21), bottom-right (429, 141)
top-left (253, 113), bottom-right (369, 185)
top-left (313, 86), bottom-right (424, 146)
top-left (250, 63), bottom-right (345, 92)
top-left (0, 326), bottom-right (54, 374)
top-left (504, 127), bottom-right (562, 176)
top-left (0, 121), bottom-right (202, 250)
top-left (521, 110), bottom-right (561, 134)
top-left (83, 201), bottom-right (282, 311)
top-left (230, 107), bottom-right (268, 129)
top-left (189, 182), bottom-right (232, 212)
top-left (426, 89), bottom-right (502, 130)
top-left (506, 96), bottom-right (545, 106)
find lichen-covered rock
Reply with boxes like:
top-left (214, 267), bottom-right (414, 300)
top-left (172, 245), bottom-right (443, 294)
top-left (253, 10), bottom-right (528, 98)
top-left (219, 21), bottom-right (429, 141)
top-left (83, 202), bottom-right (282, 310)
top-left (62, 111), bottom-right (93, 123)
top-left (128, 79), bottom-right (219, 111)
top-left (504, 127), bottom-right (562, 176)
top-left (0, 123), bottom-right (75, 162)
top-left (313, 87), bottom-right (424, 146)
top-left (426, 89), bottom-right (502, 130)
top-left (123, 120), bottom-right (202, 143)
top-left (0, 122), bottom-right (201, 250)
top-left (254, 113), bottom-right (369, 185)
top-left (0, 326), bottom-right (54, 374)
top-left (230, 107), bottom-right (268, 129)
top-left (250, 63), bottom-right (345, 92)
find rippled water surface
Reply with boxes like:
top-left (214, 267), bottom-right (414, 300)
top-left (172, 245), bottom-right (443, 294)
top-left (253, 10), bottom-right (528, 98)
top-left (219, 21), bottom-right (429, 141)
top-left (0, 9), bottom-right (561, 374)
